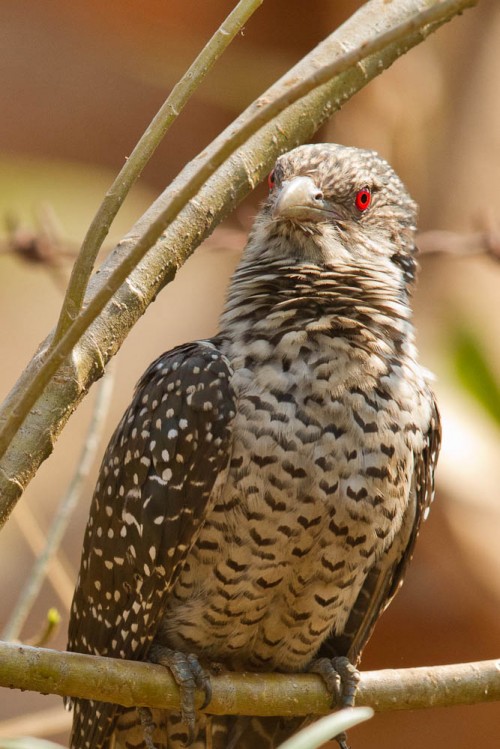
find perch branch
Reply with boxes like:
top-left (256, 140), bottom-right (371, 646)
top-left (0, 642), bottom-right (498, 716)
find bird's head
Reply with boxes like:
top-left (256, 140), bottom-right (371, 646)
top-left (249, 143), bottom-right (418, 288)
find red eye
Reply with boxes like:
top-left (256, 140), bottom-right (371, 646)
top-left (267, 170), bottom-right (276, 191)
top-left (355, 187), bottom-right (371, 212)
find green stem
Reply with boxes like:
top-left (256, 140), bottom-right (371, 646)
top-left (0, 0), bottom-right (477, 468)
top-left (52, 0), bottom-right (264, 344)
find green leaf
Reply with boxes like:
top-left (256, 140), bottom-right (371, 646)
top-left (452, 327), bottom-right (500, 427)
top-left (276, 708), bottom-right (374, 749)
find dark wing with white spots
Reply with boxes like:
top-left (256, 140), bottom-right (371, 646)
top-left (322, 397), bottom-right (441, 663)
top-left (67, 340), bottom-right (235, 749)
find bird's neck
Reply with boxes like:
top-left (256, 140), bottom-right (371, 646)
top-left (219, 254), bottom-right (417, 372)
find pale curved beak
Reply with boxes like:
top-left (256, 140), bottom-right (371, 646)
top-left (272, 176), bottom-right (328, 222)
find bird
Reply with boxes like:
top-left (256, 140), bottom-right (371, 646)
top-left (67, 143), bottom-right (441, 749)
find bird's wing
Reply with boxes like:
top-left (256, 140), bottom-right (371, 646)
top-left (321, 396), bottom-right (441, 663)
top-left (67, 340), bottom-right (235, 748)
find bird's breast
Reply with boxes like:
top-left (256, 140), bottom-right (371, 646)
top-left (159, 344), bottom-right (431, 671)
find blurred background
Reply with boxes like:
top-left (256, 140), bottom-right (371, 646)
top-left (0, 1), bottom-right (499, 747)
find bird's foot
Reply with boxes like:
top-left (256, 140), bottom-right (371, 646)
top-left (148, 644), bottom-right (212, 745)
top-left (309, 655), bottom-right (360, 708)
top-left (308, 656), bottom-right (360, 749)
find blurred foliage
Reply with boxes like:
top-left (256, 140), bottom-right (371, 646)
top-left (452, 326), bottom-right (500, 428)
top-left (0, 740), bottom-right (65, 749)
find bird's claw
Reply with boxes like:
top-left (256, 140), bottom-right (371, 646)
top-left (185, 652), bottom-right (212, 709)
top-left (309, 655), bottom-right (360, 708)
top-left (308, 656), bottom-right (360, 749)
top-left (148, 645), bottom-right (212, 744)
top-left (335, 731), bottom-right (351, 749)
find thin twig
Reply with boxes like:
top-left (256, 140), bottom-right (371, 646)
top-left (52, 0), bottom-right (264, 344)
top-left (9, 502), bottom-right (75, 610)
top-left (3, 206), bottom-right (77, 292)
top-left (0, 0), bottom-right (477, 475)
top-left (418, 228), bottom-right (500, 260)
top-left (1, 364), bottom-right (115, 642)
top-left (0, 643), bottom-right (498, 716)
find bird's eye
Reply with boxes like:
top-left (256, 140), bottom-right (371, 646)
top-left (355, 187), bottom-right (371, 212)
top-left (267, 170), bottom-right (276, 191)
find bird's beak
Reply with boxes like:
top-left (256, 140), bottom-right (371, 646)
top-left (272, 176), bottom-right (329, 222)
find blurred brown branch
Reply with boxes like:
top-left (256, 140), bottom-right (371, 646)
top-left (1, 366), bottom-right (115, 642)
top-left (7, 502), bottom-right (75, 611)
top-left (418, 228), bottom-right (500, 260)
top-left (0, 642), bottom-right (498, 716)
top-left (3, 206), bottom-right (76, 291)
top-left (0, 0), bottom-right (477, 530)
top-left (0, 705), bottom-right (70, 740)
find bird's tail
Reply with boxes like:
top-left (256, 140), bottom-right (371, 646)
top-left (224, 716), bottom-right (305, 749)
top-left (109, 709), bottom-right (304, 749)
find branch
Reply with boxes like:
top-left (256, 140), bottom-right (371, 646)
top-left (0, 0), bottom-right (477, 528)
top-left (418, 228), bottom-right (500, 260)
top-left (52, 0), bottom-right (264, 343)
top-left (1, 365), bottom-right (115, 642)
top-left (0, 705), bottom-right (70, 740)
top-left (8, 502), bottom-right (74, 610)
top-left (0, 642), bottom-right (498, 715)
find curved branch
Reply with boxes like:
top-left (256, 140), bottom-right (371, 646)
top-left (0, 0), bottom-right (477, 528)
top-left (53, 0), bottom-right (264, 343)
top-left (0, 642), bottom-right (498, 715)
